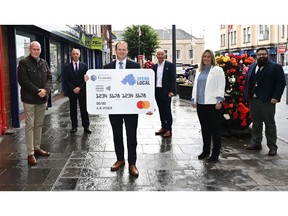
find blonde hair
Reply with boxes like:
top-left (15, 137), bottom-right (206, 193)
top-left (199, 49), bottom-right (216, 72)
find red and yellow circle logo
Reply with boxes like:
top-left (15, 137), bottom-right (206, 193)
top-left (137, 100), bottom-right (150, 109)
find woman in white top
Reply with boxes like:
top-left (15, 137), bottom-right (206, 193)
top-left (191, 49), bottom-right (225, 162)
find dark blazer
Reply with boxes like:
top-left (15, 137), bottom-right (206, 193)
top-left (244, 60), bottom-right (286, 102)
top-left (64, 61), bottom-right (88, 97)
top-left (104, 59), bottom-right (140, 70)
top-left (152, 61), bottom-right (176, 96)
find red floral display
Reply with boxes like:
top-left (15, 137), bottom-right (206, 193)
top-left (142, 60), bottom-right (154, 69)
top-left (216, 53), bottom-right (255, 130)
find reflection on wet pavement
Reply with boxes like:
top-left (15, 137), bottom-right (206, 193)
top-left (1, 96), bottom-right (288, 191)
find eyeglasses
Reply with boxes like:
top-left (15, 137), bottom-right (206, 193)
top-left (256, 53), bottom-right (268, 57)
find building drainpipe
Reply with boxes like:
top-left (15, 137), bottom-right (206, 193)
top-left (0, 26), bottom-right (7, 135)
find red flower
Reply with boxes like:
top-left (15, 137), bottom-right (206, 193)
top-left (216, 53), bottom-right (255, 130)
top-left (143, 60), bottom-right (154, 69)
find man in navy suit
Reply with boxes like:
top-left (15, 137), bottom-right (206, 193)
top-left (153, 49), bottom-right (176, 138)
top-left (64, 48), bottom-right (91, 134)
top-left (244, 47), bottom-right (286, 156)
top-left (104, 41), bottom-right (140, 177)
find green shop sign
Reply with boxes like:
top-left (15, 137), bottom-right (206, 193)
top-left (81, 33), bottom-right (102, 50)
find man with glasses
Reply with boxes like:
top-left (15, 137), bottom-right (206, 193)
top-left (244, 47), bottom-right (286, 156)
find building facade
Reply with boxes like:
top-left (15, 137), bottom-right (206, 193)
top-left (0, 25), bottom-right (113, 135)
top-left (111, 28), bottom-right (205, 65)
top-left (219, 24), bottom-right (288, 65)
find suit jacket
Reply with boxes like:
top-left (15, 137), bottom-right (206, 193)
top-left (244, 60), bottom-right (286, 102)
top-left (64, 61), bottom-right (88, 97)
top-left (103, 59), bottom-right (140, 69)
top-left (153, 60), bottom-right (176, 96)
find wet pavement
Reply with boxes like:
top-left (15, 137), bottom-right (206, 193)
top-left (0, 89), bottom-right (288, 192)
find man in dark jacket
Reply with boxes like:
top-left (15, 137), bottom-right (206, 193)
top-left (64, 48), bottom-right (91, 134)
top-left (244, 47), bottom-right (286, 156)
top-left (153, 49), bottom-right (176, 138)
top-left (18, 41), bottom-right (52, 165)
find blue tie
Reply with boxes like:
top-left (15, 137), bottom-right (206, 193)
top-left (119, 61), bottom-right (123, 69)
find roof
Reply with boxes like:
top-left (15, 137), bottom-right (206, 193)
top-left (112, 28), bottom-right (198, 41)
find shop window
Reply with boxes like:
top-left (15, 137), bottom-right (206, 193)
top-left (15, 31), bottom-right (35, 113)
top-left (50, 41), bottom-right (62, 95)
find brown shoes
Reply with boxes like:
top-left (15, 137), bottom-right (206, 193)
top-left (28, 155), bottom-right (37, 165)
top-left (162, 130), bottom-right (172, 138)
top-left (155, 128), bottom-right (167, 135)
top-left (111, 161), bottom-right (139, 177)
top-left (34, 149), bottom-right (51, 156)
top-left (27, 149), bottom-right (50, 165)
top-left (110, 160), bottom-right (125, 171)
top-left (129, 165), bottom-right (139, 177)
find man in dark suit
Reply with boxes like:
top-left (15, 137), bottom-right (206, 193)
top-left (64, 48), bottom-right (91, 134)
top-left (153, 49), bottom-right (176, 138)
top-left (103, 41), bottom-right (140, 177)
top-left (244, 47), bottom-right (286, 156)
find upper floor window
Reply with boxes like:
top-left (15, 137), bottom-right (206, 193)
top-left (176, 50), bottom-right (181, 60)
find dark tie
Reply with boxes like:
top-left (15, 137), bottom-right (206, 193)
top-left (74, 63), bottom-right (78, 76)
top-left (119, 61), bottom-right (123, 69)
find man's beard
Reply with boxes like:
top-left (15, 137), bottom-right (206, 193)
top-left (257, 57), bottom-right (268, 67)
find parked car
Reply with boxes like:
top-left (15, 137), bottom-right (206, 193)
top-left (176, 63), bottom-right (185, 77)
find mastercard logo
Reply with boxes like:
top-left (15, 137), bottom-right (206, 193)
top-left (137, 100), bottom-right (150, 109)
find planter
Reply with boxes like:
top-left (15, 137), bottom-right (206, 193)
top-left (178, 84), bottom-right (193, 100)
top-left (176, 81), bottom-right (185, 94)
top-left (221, 118), bottom-right (252, 138)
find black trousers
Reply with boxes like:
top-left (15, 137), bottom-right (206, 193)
top-left (155, 88), bottom-right (173, 131)
top-left (196, 104), bottom-right (222, 157)
top-left (69, 95), bottom-right (90, 129)
top-left (109, 114), bottom-right (138, 165)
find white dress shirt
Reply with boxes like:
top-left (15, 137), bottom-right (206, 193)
top-left (156, 61), bottom-right (165, 87)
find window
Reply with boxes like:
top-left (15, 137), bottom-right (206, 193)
top-left (221, 34), bottom-right (225, 47)
top-left (243, 28), bottom-right (247, 43)
top-left (189, 49), bottom-right (193, 59)
top-left (164, 50), bottom-right (168, 59)
top-left (232, 31), bottom-right (237, 45)
top-left (50, 41), bottom-right (62, 95)
top-left (264, 25), bottom-right (269, 40)
top-left (243, 27), bottom-right (251, 43)
top-left (247, 27), bottom-right (251, 42)
top-left (176, 50), bottom-right (181, 60)
top-left (15, 30), bottom-right (36, 112)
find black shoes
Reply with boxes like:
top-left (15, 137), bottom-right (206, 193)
top-left (70, 128), bottom-right (77, 134)
top-left (70, 128), bottom-right (91, 134)
top-left (84, 128), bottom-right (92, 134)
top-left (207, 156), bottom-right (219, 163)
top-left (246, 144), bottom-right (262, 150)
top-left (268, 149), bottom-right (277, 156)
top-left (198, 152), bottom-right (210, 160)
top-left (198, 152), bottom-right (218, 162)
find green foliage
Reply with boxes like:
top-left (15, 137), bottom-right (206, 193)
top-left (122, 25), bottom-right (160, 60)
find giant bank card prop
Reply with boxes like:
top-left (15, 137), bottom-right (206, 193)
top-left (86, 69), bottom-right (155, 114)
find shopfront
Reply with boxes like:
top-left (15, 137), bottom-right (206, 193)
top-left (4, 25), bottom-right (104, 128)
